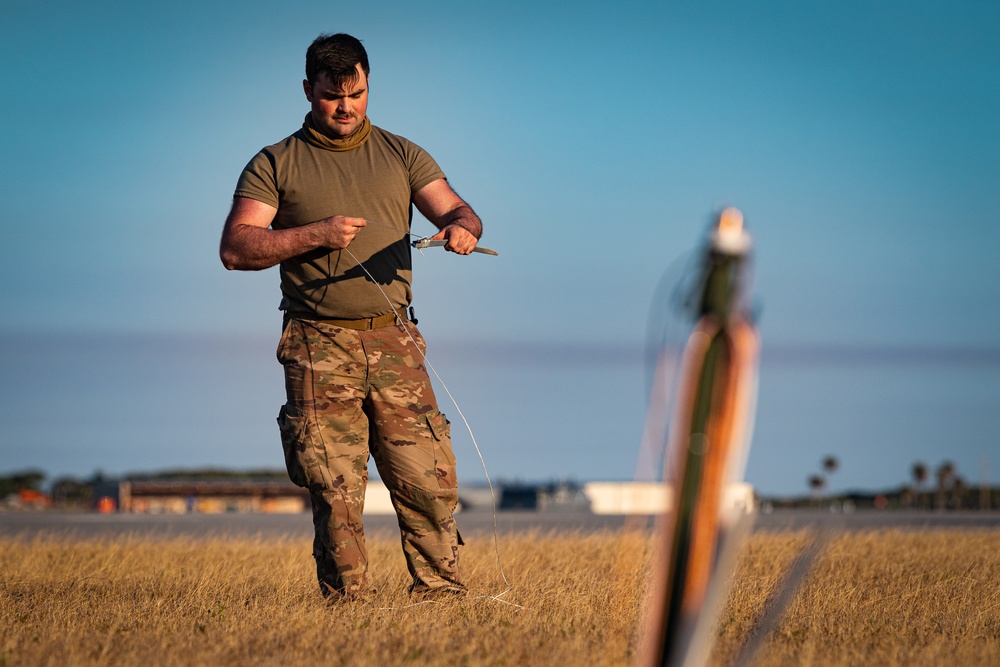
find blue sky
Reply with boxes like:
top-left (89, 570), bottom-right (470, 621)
top-left (1, 1), bottom-right (998, 495)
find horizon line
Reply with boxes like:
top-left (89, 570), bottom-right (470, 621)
top-left (1, 330), bottom-right (999, 366)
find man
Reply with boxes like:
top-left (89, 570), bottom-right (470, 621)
top-left (220, 33), bottom-right (482, 601)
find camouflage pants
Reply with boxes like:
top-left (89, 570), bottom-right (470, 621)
top-left (276, 317), bottom-right (464, 599)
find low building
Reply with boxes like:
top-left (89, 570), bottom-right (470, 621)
top-left (584, 481), bottom-right (755, 516)
top-left (1, 489), bottom-right (52, 511)
top-left (120, 479), bottom-right (308, 514)
top-left (116, 478), bottom-right (400, 515)
top-left (100, 475), bottom-right (755, 518)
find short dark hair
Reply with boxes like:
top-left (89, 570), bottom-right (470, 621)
top-left (305, 33), bottom-right (369, 86)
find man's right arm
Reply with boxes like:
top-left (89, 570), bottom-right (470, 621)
top-left (219, 196), bottom-right (367, 271)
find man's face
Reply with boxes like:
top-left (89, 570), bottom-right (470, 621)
top-left (303, 64), bottom-right (369, 139)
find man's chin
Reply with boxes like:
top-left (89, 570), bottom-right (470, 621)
top-left (324, 120), bottom-right (359, 137)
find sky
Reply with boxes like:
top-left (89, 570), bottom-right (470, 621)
top-left (1, 0), bottom-right (998, 497)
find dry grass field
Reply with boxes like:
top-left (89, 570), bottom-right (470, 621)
top-left (1, 527), bottom-right (999, 666)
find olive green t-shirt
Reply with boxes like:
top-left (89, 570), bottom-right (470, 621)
top-left (234, 121), bottom-right (445, 320)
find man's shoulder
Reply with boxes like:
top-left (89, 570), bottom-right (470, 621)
top-left (369, 123), bottom-right (404, 142)
top-left (369, 124), bottom-right (425, 153)
top-left (257, 129), bottom-right (307, 156)
top-left (368, 124), bottom-right (444, 189)
top-left (236, 129), bottom-right (306, 198)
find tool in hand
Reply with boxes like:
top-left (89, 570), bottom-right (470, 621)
top-left (412, 237), bottom-right (499, 256)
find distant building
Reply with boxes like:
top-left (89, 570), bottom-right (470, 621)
top-left (114, 477), bottom-right (401, 514)
top-left (0, 489), bottom-right (52, 511)
top-left (583, 482), bottom-right (755, 516)
top-left (499, 483), bottom-right (540, 510)
top-left (118, 479), bottom-right (309, 514)
top-left (84, 474), bottom-right (757, 518)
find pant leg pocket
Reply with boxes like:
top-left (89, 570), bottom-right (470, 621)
top-left (277, 405), bottom-right (308, 488)
top-left (277, 404), bottom-right (335, 490)
top-left (425, 410), bottom-right (457, 490)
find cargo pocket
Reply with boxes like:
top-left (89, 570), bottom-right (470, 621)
top-left (277, 404), bottom-right (311, 488)
top-left (425, 410), bottom-right (457, 490)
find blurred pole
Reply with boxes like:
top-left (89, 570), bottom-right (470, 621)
top-left (640, 208), bottom-right (760, 667)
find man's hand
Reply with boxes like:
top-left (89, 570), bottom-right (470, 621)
top-left (430, 223), bottom-right (479, 255)
top-left (314, 214), bottom-right (367, 250)
top-left (413, 179), bottom-right (484, 256)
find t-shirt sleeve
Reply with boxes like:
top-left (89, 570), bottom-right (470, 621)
top-left (233, 151), bottom-right (280, 209)
top-left (405, 141), bottom-right (447, 194)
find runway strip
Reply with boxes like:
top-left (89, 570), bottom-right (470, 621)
top-left (1, 509), bottom-right (999, 540)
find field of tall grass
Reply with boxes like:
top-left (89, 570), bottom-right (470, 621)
top-left (2, 527), bottom-right (999, 666)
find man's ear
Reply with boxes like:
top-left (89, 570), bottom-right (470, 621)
top-left (302, 79), bottom-right (313, 102)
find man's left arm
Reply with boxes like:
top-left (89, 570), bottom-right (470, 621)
top-left (413, 179), bottom-right (483, 256)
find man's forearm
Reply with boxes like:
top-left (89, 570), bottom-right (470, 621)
top-left (438, 204), bottom-right (483, 240)
top-left (221, 223), bottom-right (328, 271)
top-left (220, 199), bottom-right (367, 271)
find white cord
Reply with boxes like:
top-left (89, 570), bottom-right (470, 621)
top-left (344, 247), bottom-right (518, 608)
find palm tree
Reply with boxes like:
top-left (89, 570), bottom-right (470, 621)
top-left (808, 474), bottom-right (826, 508)
top-left (935, 461), bottom-right (956, 510)
top-left (912, 461), bottom-right (928, 509)
top-left (821, 456), bottom-right (840, 509)
top-left (822, 456), bottom-right (839, 475)
top-left (951, 476), bottom-right (967, 510)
